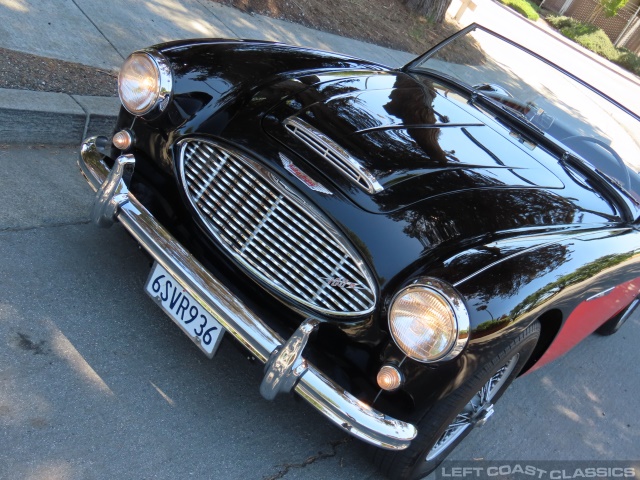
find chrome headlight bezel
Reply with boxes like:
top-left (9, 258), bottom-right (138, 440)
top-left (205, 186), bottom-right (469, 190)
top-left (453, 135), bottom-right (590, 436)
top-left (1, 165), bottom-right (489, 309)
top-left (388, 277), bottom-right (470, 363)
top-left (118, 50), bottom-right (173, 118)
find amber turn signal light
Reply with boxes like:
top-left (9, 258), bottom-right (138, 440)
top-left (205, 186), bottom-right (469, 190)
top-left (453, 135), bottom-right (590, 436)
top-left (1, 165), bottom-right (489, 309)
top-left (377, 365), bottom-right (403, 391)
top-left (112, 130), bottom-right (133, 150)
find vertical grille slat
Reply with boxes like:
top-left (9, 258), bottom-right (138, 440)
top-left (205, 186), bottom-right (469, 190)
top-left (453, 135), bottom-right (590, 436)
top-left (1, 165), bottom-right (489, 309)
top-left (243, 235), bottom-right (323, 299)
top-left (255, 217), bottom-right (363, 310)
top-left (179, 139), bottom-right (376, 316)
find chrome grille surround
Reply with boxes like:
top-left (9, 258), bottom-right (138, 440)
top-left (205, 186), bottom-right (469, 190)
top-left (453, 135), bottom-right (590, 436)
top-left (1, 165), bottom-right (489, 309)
top-left (178, 138), bottom-right (377, 317)
top-left (284, 117), bottom-right (383, 194)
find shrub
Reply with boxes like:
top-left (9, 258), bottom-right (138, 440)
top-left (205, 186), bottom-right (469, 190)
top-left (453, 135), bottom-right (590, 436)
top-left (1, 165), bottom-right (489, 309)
top-left (563, 24), bottom-right (620, 59)
top-left (545, 15), bottom-right (640, 77)
top-left (615, 48), bottom-right (640, 75)
top-left (500, 0), bottom-right (540, 20)
top-left (545, 15), bottom-right (578, 29)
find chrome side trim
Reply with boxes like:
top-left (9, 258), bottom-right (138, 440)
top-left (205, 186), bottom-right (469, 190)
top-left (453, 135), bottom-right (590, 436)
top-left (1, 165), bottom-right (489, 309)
top-left (586, 286), bottom-right (615, 302)
top-left (616, 298), bottom-right (640, 325)
top-left (453, 230), bottom-right (631, 288)
top-left (284, 117), bottom-right (383, 194)
top-left (78, 136), bottom-right (417, 450)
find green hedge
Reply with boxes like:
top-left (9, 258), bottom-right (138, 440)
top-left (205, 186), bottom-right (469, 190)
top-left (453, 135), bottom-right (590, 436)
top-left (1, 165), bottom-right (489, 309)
top-left (500, 0), bottom-right (540, 20)
top-left (546, 16), bottom-right (640, 76)
top-left (545, 15), bottom-right (578, 29)
top-left (615, 48), bottom-right (640, 75)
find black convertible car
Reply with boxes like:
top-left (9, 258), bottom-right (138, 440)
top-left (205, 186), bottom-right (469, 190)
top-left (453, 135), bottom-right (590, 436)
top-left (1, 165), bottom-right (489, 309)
top-left (78, 24), bottom-right (640, 479)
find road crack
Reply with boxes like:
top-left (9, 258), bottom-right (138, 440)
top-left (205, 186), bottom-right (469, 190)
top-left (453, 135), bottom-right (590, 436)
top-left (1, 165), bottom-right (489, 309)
top-left (16, 333), bottom-right (48, 355)
top-left (263, 437), bottom-right (352, 480)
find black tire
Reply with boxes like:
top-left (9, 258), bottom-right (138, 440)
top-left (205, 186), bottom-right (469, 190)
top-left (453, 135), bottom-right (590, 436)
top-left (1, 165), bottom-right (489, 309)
top-left (374, 321), bottom-right (541, 480)
top-left (595, 299), bottom-right (638, 336)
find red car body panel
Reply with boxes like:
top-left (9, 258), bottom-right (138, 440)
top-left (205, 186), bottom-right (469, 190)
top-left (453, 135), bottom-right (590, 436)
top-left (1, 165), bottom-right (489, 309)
top-left (528, 277), bottom-right (640, 373)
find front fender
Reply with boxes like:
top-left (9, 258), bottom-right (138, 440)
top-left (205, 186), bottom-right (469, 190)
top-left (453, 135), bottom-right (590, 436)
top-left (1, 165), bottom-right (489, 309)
top-left (380, 226), bottom-right (640, 422)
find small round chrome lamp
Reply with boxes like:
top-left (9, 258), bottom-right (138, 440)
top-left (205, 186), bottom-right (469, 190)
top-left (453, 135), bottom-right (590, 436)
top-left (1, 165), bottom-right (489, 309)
top-left (112, 130), bottom-right (133, 150)
top-left (377, 364), bottom-right (404, 391)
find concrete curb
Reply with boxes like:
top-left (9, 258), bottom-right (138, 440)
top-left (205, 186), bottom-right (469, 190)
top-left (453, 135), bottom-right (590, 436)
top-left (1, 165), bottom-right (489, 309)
top-left (0, 88), bottom-right (119, 146)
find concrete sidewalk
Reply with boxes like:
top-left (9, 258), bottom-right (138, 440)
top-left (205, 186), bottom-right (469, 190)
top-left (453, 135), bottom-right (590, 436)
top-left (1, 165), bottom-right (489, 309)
top-left (1, 0), bottom-right (639, 146)
top-left (0, 0), bottom-right (412, 71)
top-left (0, 0), bottom-right (414, 146)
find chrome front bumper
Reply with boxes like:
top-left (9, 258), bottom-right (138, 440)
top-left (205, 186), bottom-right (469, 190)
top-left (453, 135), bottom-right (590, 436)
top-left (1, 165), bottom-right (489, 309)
top-left (78, 136), bottom-right (417, 451)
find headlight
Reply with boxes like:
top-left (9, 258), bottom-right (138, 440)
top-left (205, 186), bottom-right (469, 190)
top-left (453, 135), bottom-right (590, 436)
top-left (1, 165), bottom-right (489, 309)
top-left (118, 51), bottom-right (172, 117)
top-left (388, 278), bottom-right (469, 363)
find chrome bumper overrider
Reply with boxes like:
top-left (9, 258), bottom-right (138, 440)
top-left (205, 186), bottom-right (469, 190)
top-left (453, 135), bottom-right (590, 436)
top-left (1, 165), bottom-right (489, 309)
top-left (78, 137), bottom-right (417, 450)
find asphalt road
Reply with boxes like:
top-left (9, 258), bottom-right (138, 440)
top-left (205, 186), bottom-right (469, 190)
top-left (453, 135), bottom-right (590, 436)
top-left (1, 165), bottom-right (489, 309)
top-left (0, 145), bottom-right (639, 480)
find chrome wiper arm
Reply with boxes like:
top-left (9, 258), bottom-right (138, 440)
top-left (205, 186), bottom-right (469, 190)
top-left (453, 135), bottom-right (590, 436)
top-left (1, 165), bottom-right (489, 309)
top-left (595, 168), bottom-right (640, 209)
top-left (560, 152), bottom-right (635, 222)
top-left (501, 105), bottom-right (544, 134)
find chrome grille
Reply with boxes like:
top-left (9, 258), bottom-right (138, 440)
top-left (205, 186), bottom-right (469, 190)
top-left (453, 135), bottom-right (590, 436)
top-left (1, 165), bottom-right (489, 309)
top-left (179, 139), bottom-right (376, 316)
top-left (284, 117), bottom-right (383, 194)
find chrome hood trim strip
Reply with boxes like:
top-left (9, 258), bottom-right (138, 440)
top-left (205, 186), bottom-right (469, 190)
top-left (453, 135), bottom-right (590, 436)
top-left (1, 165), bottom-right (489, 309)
top-left (284, 116), bottom-right (383, 194)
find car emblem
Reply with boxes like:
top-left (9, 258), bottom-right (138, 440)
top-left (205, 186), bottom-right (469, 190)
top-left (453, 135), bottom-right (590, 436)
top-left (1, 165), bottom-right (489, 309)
top-left (321, 277), bottom-right (364, 290)
top-left (280, 153), bottom-right (332, 195)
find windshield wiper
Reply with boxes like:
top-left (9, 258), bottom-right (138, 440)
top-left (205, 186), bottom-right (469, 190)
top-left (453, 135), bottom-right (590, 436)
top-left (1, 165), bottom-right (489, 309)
top-left (559, 152), bottom-right (634, 222)
top-left (471, 90), bottom-right (544, 135)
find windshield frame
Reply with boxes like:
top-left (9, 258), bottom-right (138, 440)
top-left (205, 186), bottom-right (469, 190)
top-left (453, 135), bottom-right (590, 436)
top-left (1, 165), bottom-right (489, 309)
top-left (403, 23), bottom-right (639, 123)
top-left (402, 23), bottom-right (640, 222)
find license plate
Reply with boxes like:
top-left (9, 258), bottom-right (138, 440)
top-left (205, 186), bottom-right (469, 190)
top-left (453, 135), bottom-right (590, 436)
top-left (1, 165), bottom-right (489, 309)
top-left (145, 263), bottom-right (224, 357)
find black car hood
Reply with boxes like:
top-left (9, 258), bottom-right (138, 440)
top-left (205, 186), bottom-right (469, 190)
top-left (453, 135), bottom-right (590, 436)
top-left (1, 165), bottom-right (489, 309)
top-left (264, 71), bottom-right (564, 213)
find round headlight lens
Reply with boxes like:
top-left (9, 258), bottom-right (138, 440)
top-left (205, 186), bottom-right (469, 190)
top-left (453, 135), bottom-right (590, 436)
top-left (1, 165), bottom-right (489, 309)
top-left (389, 281), bottom-right (468, 363)
top-left (118, 52), bottom-right (169, 116)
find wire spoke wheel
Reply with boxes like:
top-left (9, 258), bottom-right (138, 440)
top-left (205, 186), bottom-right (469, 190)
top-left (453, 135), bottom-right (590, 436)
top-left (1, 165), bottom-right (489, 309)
top-left (426, 353), bottom-right (520, 461)
top-left (372, 321), bottom-right (540, 480)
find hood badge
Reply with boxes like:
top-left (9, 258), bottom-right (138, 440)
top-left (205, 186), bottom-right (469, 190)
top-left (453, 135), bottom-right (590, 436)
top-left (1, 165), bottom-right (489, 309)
top-left (321, 276), bottom-right (365, 290)
top-left (280, 153), bottom-right (332, 195)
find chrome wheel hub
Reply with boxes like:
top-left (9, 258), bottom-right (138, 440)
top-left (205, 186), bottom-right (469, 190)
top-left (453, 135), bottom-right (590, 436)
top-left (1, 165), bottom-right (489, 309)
top-left (473, 403), bottom-right (494, 427)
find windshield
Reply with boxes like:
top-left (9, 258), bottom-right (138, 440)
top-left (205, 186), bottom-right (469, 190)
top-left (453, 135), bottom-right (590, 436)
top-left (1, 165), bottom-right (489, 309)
top-left (408, 25), bottom-right (640, 199)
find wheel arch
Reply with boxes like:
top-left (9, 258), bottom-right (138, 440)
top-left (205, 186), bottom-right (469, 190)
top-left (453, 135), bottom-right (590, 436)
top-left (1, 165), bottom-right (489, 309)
top-left (520, 308), bottom-right (563, 375)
